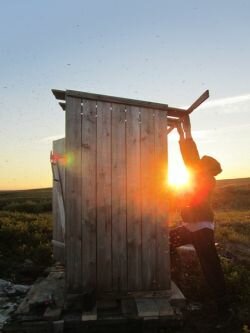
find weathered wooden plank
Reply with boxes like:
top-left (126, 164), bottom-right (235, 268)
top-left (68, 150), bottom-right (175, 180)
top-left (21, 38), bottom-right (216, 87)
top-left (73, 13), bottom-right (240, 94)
top-left (81, 306), bottom-right (97, 321)
top-left (135, 298), bottom-right (159, 317)
top-left (96, 101), bottom-right (112, 291)
top-left (126, 106), bottom-right (142, 291)
top-left (59, 102), bottom-right (66, 110)
top-left (52, 139), bottom-right (65, 264)
top-left (52, 174), bottom-right (65, 235)
top-left (187, 89), bottom-right (209, 114)
top-left (154, 110), bottom-right (171, 290)
top-left (170, 281), bottom-right (186, 308)
top-left (52, 177), bottom-right (61, 262)
top-left (66, 89), bottom-right (169, 112)
top-left (140, 108), bottom-right (156, 290)
top-left (52, 240), bottom-right (65, 248)
top-left (111, 103), bottom-right (127, 292)
top-left (81, 100), bottom-right (97, 291)
top-left (52, 89), bottom-right (66, 100)
top-left (154, 298), bottom-right (174, 317)
top-left (65, 96), bottom-right (82, 292)
top-left (56, 138), bottom-right (66, 197)
top-left (43, 307), bottom-right (62, 321)
top-left (121, 299), bottom-right (138, 318)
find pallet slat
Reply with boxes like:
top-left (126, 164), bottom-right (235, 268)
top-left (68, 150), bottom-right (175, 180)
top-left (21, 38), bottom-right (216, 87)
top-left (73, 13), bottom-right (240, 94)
top-left (135, 298), bottom-right (159, 317)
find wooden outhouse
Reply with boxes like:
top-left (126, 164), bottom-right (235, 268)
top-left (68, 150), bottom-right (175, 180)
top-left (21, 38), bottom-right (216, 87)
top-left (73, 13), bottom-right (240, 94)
top-left (51, 89), bottom-right (209, 297)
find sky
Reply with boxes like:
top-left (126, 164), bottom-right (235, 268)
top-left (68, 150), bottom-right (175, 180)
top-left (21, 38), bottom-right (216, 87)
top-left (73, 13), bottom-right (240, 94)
top-left (0, 0), bottom-right (250, 190)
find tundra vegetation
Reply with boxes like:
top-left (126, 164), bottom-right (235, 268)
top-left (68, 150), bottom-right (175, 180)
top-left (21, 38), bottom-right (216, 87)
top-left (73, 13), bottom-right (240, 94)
top-left (0, 179), bottom-right (249, 327)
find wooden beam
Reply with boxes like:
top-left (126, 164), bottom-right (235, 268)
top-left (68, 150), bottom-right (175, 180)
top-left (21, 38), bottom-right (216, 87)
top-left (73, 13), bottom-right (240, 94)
top-left (167, 118), bottom-right (180, 126)
top-left (59, 102), bottom-right (66, 111)
top-left (166, 107), bottom-right (187, 118)
top-left (187, 89), bottom-right (209, 114)
top-left (52, 88), bottom-right (208, 117)
top-left (66, 89), bottom-right (170, 111)
top-left (167, 126), bottom-right (174, 135)
top-left (167, 90), bottom-right (209, 134)
top-left (52, 89), bottom-right (66, 101)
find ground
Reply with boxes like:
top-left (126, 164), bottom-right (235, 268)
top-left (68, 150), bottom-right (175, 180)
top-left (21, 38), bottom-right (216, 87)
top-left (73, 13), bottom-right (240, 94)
top-left (0, 178), bottom-right (249, 332)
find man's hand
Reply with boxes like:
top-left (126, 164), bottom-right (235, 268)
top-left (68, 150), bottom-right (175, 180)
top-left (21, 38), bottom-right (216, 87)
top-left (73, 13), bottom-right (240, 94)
top-left (176, 122), bottom-right (184, 140)
top-left (182, 115), bottom-right (192, 138)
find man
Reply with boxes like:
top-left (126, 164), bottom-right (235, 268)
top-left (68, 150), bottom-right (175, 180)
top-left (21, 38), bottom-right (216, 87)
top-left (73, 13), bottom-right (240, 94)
top-left (170, 115), bottom-right (228, 314)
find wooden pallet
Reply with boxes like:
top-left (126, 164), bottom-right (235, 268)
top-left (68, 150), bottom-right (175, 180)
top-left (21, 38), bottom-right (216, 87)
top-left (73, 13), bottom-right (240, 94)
top-left (3, 268), bottom-right (185, 333)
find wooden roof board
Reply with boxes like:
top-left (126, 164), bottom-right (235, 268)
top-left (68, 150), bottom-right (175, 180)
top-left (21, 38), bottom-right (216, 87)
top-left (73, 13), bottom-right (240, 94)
top-left (52, 89), bottom-right (65, 101)
top-left (66, 89), bottom-right (170, 111)
top-left (52, 89), bottom-right (209, 119)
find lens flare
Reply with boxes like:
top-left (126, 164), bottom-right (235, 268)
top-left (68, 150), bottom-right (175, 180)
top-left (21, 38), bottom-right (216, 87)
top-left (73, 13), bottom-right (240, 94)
top-left (168, 167), bottom-right (190, 190)
top-left (50, 151), bottom-right (74, 167)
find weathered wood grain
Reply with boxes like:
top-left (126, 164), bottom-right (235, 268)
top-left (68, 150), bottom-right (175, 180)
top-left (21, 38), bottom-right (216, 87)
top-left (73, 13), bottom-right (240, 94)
top-left (96, 101), bottom-right (112, 291)
top-left (126, 106), bottom-right (142, 290)
top-left (81, 100), bottom-right (97, 291)
top-left (65, 96), bottom-right (82, 292)
top-left (135, 298), bottom-right (159, 317)
top-left (52, 139), bottom-right (65, 264)
top-left (111, 103), bottom-right (127, 291)
top-left (140, 108), bottom-right (157, 290)
top-left (154, 110), bottom-right (170, 290)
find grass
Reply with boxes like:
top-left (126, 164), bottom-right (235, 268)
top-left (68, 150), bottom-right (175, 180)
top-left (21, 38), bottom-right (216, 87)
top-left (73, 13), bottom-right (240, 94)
top-left (0, 179), bottom-right (250, 329)
top-left (0, 188), bottom-right (52, 213)
top-left (215, 210), bottom-right (250, 246)
top-left (169, 178), bottom-right (250, 327)
top-left (0, 189), bottom-right (52, 282)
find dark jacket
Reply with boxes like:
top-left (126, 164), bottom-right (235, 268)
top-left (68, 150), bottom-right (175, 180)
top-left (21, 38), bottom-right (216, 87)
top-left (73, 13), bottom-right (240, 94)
top-left (179, 138), bottom-right (215, 223)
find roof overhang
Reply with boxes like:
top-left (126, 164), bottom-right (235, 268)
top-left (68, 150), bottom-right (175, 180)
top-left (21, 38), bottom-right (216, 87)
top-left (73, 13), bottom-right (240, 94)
top-left (52, 89), bottom-right (209, 133)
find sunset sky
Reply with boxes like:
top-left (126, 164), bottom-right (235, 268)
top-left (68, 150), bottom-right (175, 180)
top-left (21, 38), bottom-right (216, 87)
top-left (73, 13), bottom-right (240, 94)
top-left (1, 0), bottom-right (250, 190)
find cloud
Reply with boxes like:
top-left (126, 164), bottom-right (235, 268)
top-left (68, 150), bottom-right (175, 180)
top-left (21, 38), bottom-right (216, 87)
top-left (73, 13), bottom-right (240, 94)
top-left (200, 93), bottom-right (250, 111)
top-left (39, 134), bottom-right (64, 143)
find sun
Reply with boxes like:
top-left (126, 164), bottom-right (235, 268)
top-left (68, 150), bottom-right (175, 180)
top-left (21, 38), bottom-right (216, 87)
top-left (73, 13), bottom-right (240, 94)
top-left (168, 166), bottom-right (190, 189)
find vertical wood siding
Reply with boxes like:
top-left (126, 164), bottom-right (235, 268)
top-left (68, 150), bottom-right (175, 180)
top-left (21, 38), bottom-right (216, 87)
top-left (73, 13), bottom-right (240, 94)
top-left (65, 96), bottom-right (82, 292)
top-left (81, 100), bottom-right (97, 291)
top-left (64, 96), bottom-right (170, 294)
top-left (111, 103), bottom-right (127, 291)
top-left (96, 102), bottom-right (112, 291)
top-left (126, 106), bottom-right (142, 290)
top-left (52, 138), bottom-right (65, 264)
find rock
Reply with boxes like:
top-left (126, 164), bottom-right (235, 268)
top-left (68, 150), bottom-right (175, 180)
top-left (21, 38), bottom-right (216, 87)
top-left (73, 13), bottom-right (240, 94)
top-left (3, 284), bottom-right (16, 296)
top-left (0, 279), bottom-right (11, 295)
top-left (24, 259), bottom-right (34, 266)
top-left (0, 279), bottom-right (30, 296)
top-left (0, 279), bottom-right (9, 288)
top-left (0, 302), bottom-right (18, 330)
top-left (187, 302), bottom-right (202, 311)
top-left (13, 284), bottom-right (30, 295)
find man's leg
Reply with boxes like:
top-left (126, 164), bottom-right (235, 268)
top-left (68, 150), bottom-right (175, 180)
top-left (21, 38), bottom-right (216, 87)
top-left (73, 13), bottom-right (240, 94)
top-left (191, 229), bottom-right (227, 308)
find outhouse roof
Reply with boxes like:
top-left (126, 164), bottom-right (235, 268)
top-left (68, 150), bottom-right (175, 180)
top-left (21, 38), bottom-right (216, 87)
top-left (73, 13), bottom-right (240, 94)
top-left (52, 89), bottom-right (209, 132)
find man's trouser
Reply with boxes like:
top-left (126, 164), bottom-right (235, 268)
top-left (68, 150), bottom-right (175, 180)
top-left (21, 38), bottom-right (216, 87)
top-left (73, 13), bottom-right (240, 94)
top-left (170, 226), bottom-right (227, 302)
